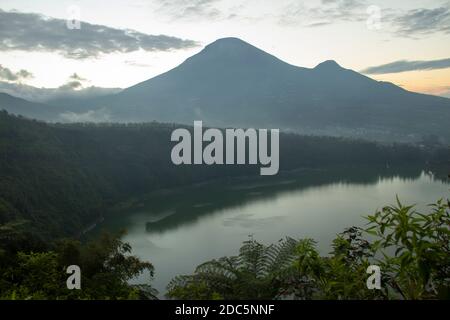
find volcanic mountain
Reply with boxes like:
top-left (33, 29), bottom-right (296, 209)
top-left (3, 37), bottom-right (450, 142)
top-left (90, 37), bottom-right (450, 142)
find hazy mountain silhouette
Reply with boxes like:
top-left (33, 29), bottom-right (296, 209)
top-left (0, 81), bottom-right (121, 105)
top-left (86, 37), bottom-right (450, 142)
top-left (0, 92), bottom-right (59, 121)
top-left (2, 37), bottom-right (450, 142)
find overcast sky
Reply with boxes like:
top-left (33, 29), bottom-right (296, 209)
top-left (0, 0), bottom-right (449, 97)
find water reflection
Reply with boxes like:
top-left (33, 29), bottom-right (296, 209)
top-left (97, 165), bottom-right (449, 295)
top-left (141, 165), bottom-right (447, 234)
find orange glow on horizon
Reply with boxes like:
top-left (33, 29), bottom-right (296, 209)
top-left (371, 68), bottom-right (450, 97)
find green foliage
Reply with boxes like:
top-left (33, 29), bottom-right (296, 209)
top-left (1, 195), bottom-right (449, 300)
top-left (312, 228), bottom-right (383, 299)
top-left (365, 197), bottom-right (450, 299)
top-left (167, 237), bottom-right (299, 299)
top-left (167, 197), bottom-right (450, 300)
top-left (0, 231), bottom-right (156, 300)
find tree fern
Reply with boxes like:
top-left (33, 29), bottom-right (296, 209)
top-left (167, 237), bottom-right (300, 299)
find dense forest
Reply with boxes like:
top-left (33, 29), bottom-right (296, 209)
top-left (1, 110), bottom-right (449, 242)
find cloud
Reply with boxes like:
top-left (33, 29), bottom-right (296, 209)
top-left (155, 0), bottom-right (222, 20)
top-left (0, 64), bottom-right (33, 82)
top-left (278, 1), bottom-right (450, 38)
top-left (442, 87), bottom-right (450, 98)
top-left (59, 109), bottom-right (112, 122)
top-left (0, 9), bottom-right (199, 59)
top-left (361, 58), bottom-right (450, 74)
top-left (69, 73), bottom-right (87, 82)
top-left (419, 85), bottom-right (450, 98)
top-left (124, 60), bottom-right (152, 68)
top-left (279, 0), bottom-right (367, 27)
top-left (153, 0), bottom-right (249, 21)
top-left (57, 73), bottom-right (90, 90)
top-left (390, 5), bottom-right (450, 36)
top-left (59, 81), bottom-right (84, 90)
top-left (0, 81), bottom-right (121, 103)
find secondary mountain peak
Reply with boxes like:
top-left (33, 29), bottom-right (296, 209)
top-left (314, 60), bottom-right (342, 71)
top-left (50, 37), bottom-right (450, 144)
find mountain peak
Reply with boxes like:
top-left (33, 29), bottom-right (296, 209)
top-left (314, 60), bottom-right (342, 71)
top-left (183, 37), bottom-right (288, 68)
top-left (200, 37), bottom-right (264, 57)
top-left (210, 37), bottom-right (249, 44)
top-left (205, 37), bottom-right (253, 49)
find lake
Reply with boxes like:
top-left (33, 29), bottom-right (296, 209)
top-left (95, 165), bottom-right (450, 296)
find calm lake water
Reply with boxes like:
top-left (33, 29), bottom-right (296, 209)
top-left (95, 166), bottom-right (450, 296)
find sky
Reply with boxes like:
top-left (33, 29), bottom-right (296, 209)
top-left (0, 0), bottom-right (449, 97)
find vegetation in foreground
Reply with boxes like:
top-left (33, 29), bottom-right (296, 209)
top-left (0, 231), bottom-right (156, 299)
top-left (0, 196), bottom-right (449, 300)
top-left (167, 196), bottom-right (450, 300)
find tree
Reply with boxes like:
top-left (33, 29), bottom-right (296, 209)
top-left (167, 237), bottom-right (299, 299)
top-left (365, 197), bottom-right (450, 299)
top-left (0, 232), bottom-right (157, 300)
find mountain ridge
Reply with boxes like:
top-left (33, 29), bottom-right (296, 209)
top-left (1, 37), bottom-right (449, 143)
top-left (0, 92), bottom-right (61, 121)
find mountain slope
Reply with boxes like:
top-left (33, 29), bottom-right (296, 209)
top-left (3, 38), bottom-right (450, 143)
top-left (0, 81), bottom-right (122, 105)
top-left (95, 37), bottom-right (310, 126)
top-left (86, 37), bottom-right (450, 143)
top-left (0, 92), bottom-right (60, 121)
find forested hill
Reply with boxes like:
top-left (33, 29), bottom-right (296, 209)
top-left (0, 111), bottom-right (448, 240)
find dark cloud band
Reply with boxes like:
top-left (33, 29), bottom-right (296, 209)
top-left (391, 6), bottom-right (450, 36)
top-left (156, 0), bottom-right (222, 20)
top-left (0, 9), bottom-right (199, 59)
top-left (361, 58), bottom-right (450, 74)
